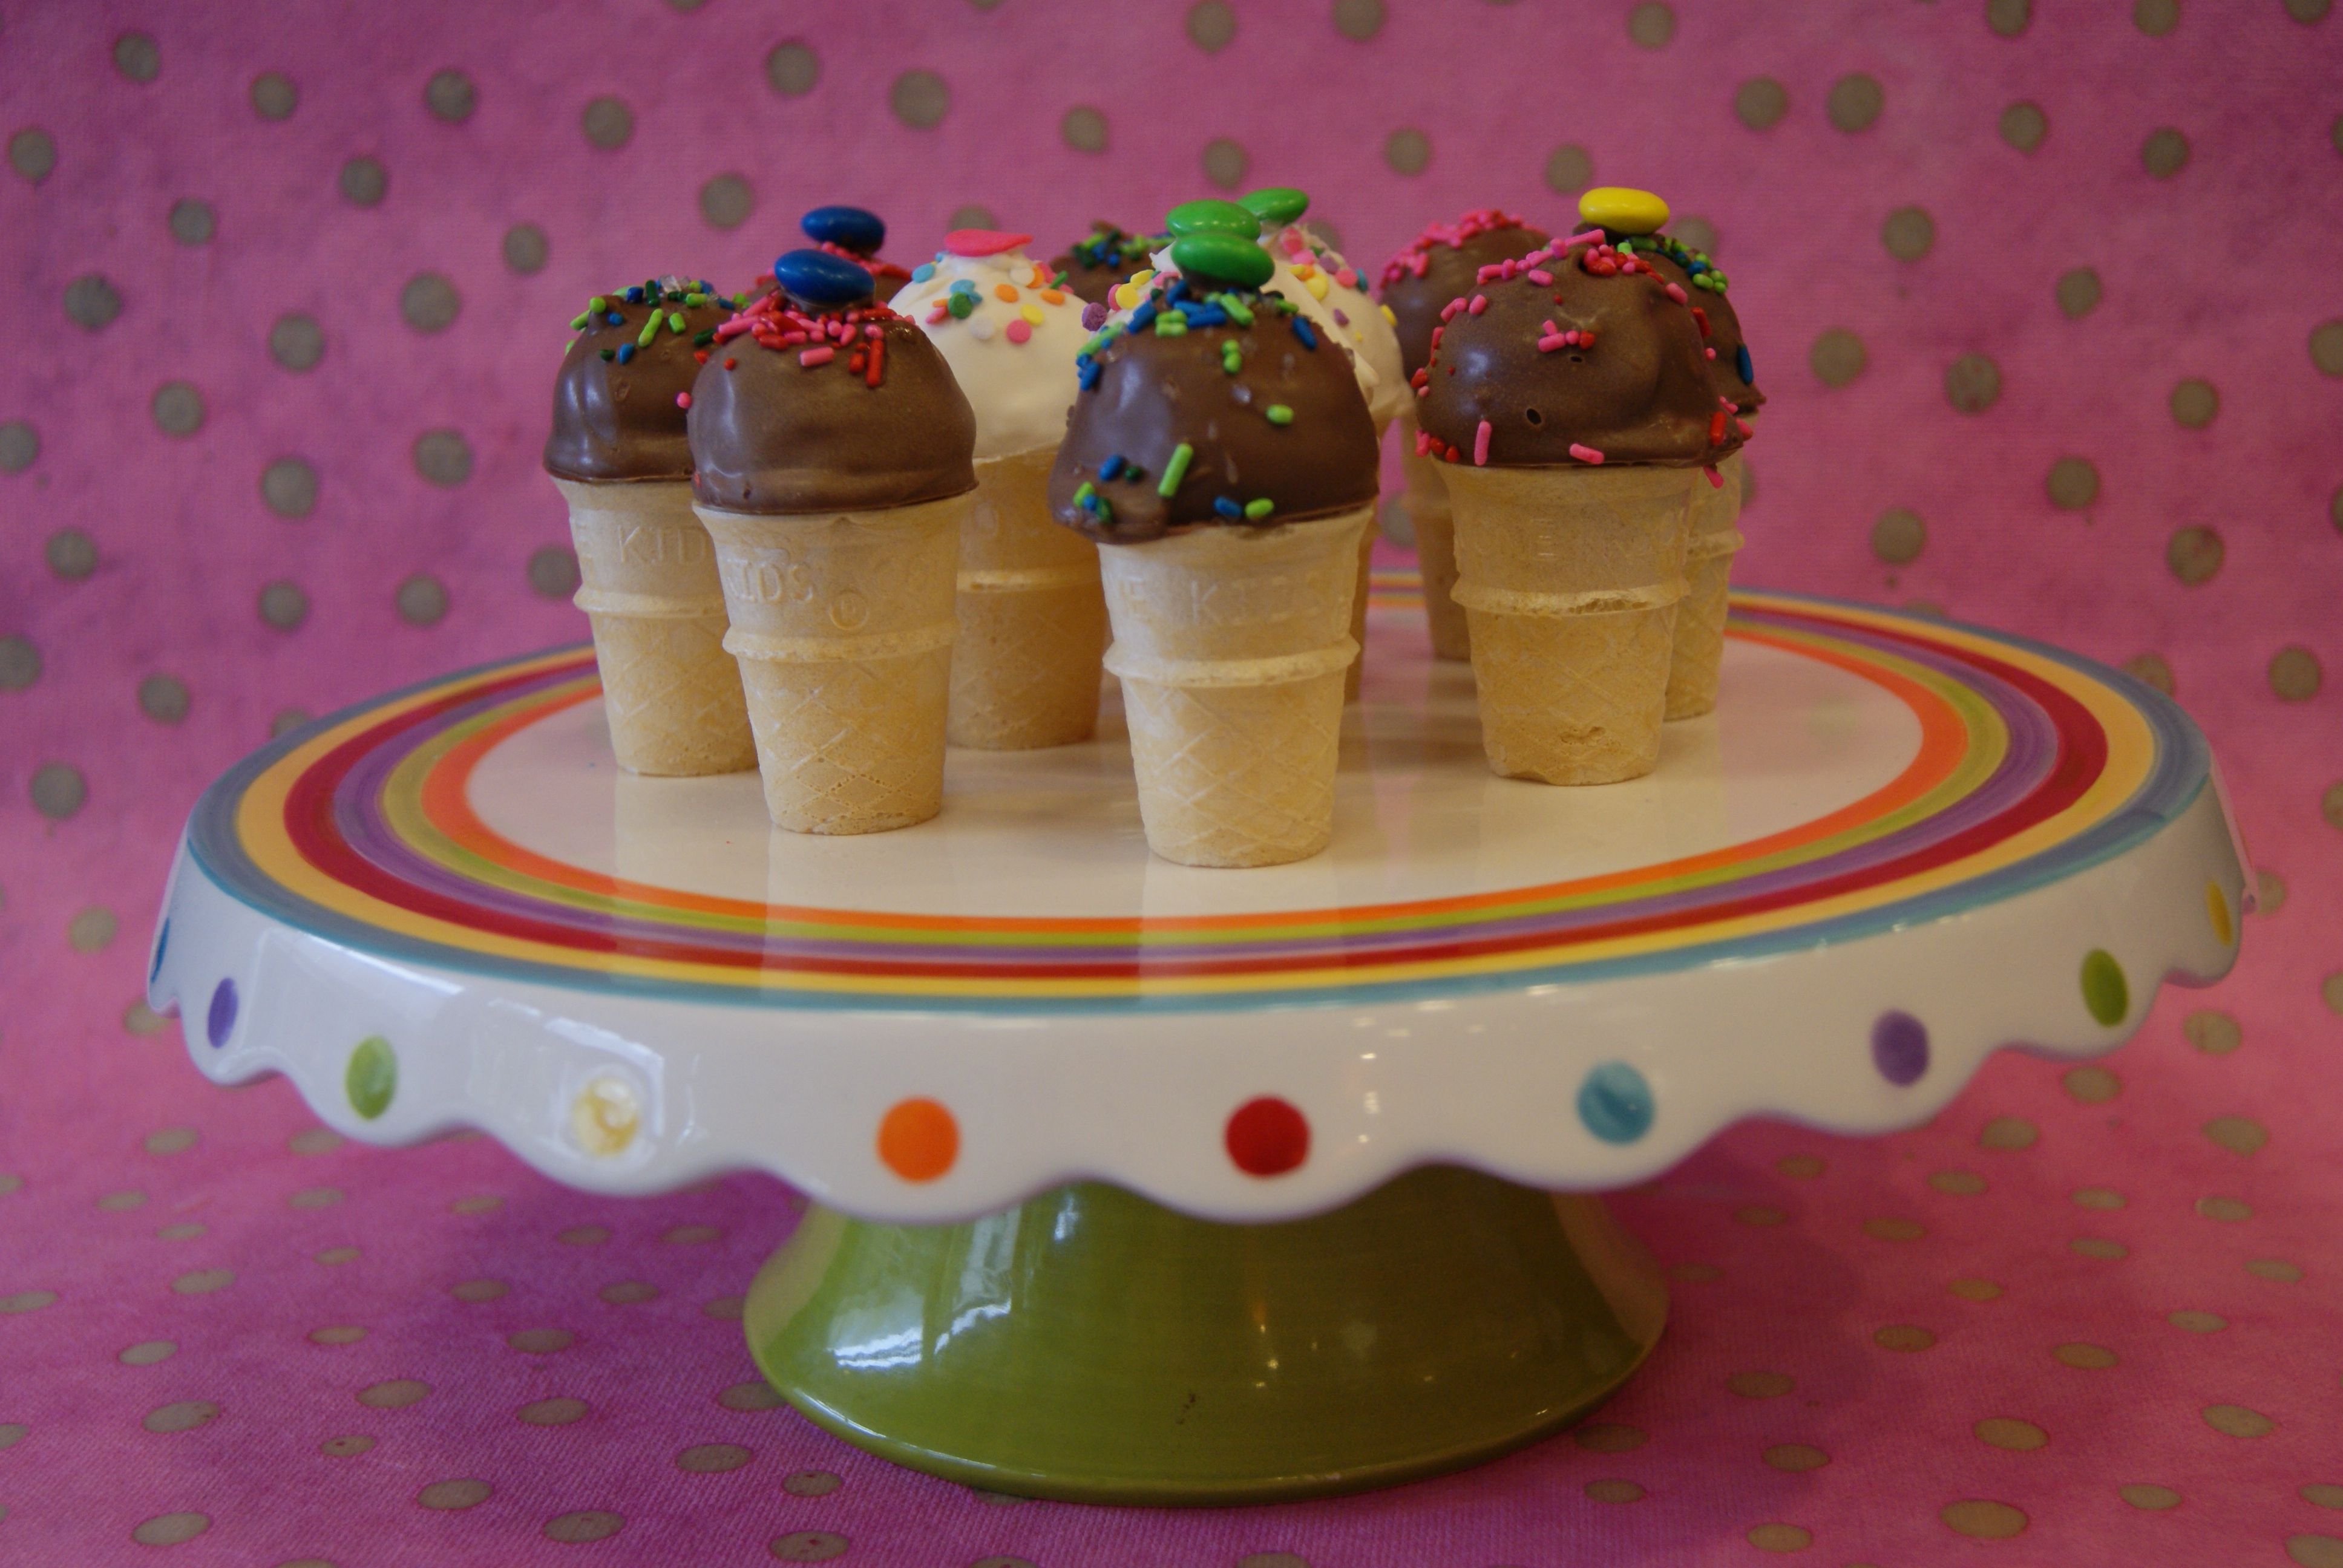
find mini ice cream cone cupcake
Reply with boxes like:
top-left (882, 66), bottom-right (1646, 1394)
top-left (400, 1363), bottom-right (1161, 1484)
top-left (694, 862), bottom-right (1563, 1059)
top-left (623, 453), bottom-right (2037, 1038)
top-left (689, 249), bottom-right (977, 834)
top-left (1052, 212), bottom-right (1381, 867)
top-left (893, 229), bottom-right (1105, 750)
top-left (1380, 210), bottom-right (1552, 662)
top-left (800, 205), bottom-right (914, 302)
top-left (1610, 200), bottom-right (1764, 719)
top-left (1415, 187), bottom-right (1742, 786)
top-left (1049, 222), bottom-right (1168, 308)
top-left (545, 274), bottom-right (757, 777)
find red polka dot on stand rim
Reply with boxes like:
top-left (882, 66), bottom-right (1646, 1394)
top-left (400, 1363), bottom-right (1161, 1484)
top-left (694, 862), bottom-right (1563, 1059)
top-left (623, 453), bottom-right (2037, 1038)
top-left (1225, 1097), bottom-right (1309, 1177)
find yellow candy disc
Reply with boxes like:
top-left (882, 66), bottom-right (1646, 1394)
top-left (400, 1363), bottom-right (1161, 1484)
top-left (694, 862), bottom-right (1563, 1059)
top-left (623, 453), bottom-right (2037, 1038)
top-left (1578, 186), bottom-right (1670, 235)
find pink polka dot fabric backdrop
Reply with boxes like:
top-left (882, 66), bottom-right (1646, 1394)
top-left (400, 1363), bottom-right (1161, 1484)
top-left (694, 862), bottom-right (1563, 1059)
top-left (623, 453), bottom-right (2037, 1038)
top-left (5, 0), bottom-right (2342, 1563)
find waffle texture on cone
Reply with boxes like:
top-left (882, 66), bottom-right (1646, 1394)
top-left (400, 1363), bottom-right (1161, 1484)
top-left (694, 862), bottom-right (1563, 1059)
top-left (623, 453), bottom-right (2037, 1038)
top-left (556, 477), bottom-right (755, 776)
top-left (546, 276), bottom-right (738, 482)
top-left (949, 448), bottom-right (1109, 750)
top-left (688, 278), bottom-right (975, 514)
top-left (1414, 227), bottom-right (1744, 469)
top-left (1665, 451), bottom-right (1748, 720)
top-left (1379, 211), bottom-right (1550, 381)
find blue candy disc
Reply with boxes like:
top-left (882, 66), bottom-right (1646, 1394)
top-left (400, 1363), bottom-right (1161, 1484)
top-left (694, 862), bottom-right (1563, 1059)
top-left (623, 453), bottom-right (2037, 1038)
top-left (772, 248), bottom-right (877, 308)
top-left (1735, 344), bottom-right (1755, 386)
top-left (801, 204), bottom-right (886, 255)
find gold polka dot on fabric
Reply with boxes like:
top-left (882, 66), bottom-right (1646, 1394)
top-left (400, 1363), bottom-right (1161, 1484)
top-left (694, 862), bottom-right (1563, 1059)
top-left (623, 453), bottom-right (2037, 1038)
top-left (2184, 1009), bottom-right (2243, 1053)
top-left (450, 1278), bottom-right (510, 1303)
top-left (544, 1511), bottom-right (626, 1544)
top-left (320, 1434), bottom-right (374, 1457)
top-left (2141, 126), bottom-right (2191, 177)
top-left (1573, 1422), bottom-right (1648, 1452)
top-left (1872, 508), bottom-right (1927, 564)
top-left (782, 1470), bottom-right (841, 1497)
top-left (1948, 1278), bottom-right (2004, 1301)
top-left (450, 1194), bottom-right (503, 1215)
top-left (2256, 867), bottom-right (2288, 915)
top-left (1735, 77), bottom-right (1791, 131)
top-left (2269, 646), bottom-right (2322, 701)
top-left (1827, 73), bottom-right (1885, 132)
top-left (2245, 1258), bottom-right (2304, 1282)
top-left (2289, 1535), bottom-right (2343, 1568)
top-left (702, 1295), bottom-right (746, 1321)
top-left (1201, 137), bottom-right (1249, 191)
top-left (1774, 1154), bottom-right (1826, 1178)
top-left (2053, 1342), bottom-right (2119, 1369)
top-left (1729, 1370), bottom-right (1795, 1399)
top-left (1975, 1417), bottom-right (2048, 1451)
top-left (1809, 328), bottom-right (1866, 387)
top-left (2123, 653), bottom-right (2177, 694)
top-left (2073, 1187), bottom-right (2126, 1210)
top-left (289, 1187), bottom-right (342, 1210)
top-left (143, 1399), bottom-right (220, 1434)
top-left (559, 1224), bottom-right (612, 1246)
top-left (172, 1267), bottom-right (233, 1295)
top-left (1863, 1218), bottom-right (1925, 1241)
top-left (2305, 1486), bottom-right (2343, 1511)
top-left (144, 1126), bottom-right (200, 1156)
top-left (2120, 1483), bottom-right (2181, 1509)
top-left (1930, 1169), bottom-right (1987, 1195)
top-left (308, 1325), bottom-right (365, 1345)
top-left (357, 1379), bottom-right (431, 1409)
top-left (1585, 1478), bottom-right (1647, 1503)
top-left (676, 1442), bottom-right (752, 1473)
top-left (2056, 267), bottom-right (2103, 318)
top-left (719, 1381), bottom-right (785, 1412)
top-left (1999, 101), bottom-right (2048, 152)
top-left (1942, 1499), bottom-right (2029, 1538)
top-left (600, 1280), bottom-right (658, 1305)
top-left (1737, 1205), bottom-right (1788, 1227)
top-left (509, 1328), bottom-right (576, 1354)
top-left (120, 1340), bottom-right (175, 1365)
top-left (1765, 1443), bottom-right (1830, 1471)
top-left (1874, 1325), bottom-right (1936, 1351)
top-left (2203, 1116), bottom-right (2269, 1155)
top-left (315, 1246), bottom-right (361, 1266)
top-left (2169, 377), bottom-right (2220, 427)
top-left (2169, 1310), bottom-right (2227, 1332)
top-left (2167, 524), bottom-right (2224, 585)
top-left (2045, 457), bottom-right (2100, 510)
top-left (2063, 1065), bottom-right (2120, 1102)
top-left (1626, 2), bottom-right (1674, 48)
top-left (131, 1513), bottom-right (211, 1547)
top-left (2201, 1403), bottom-right (2274, 1437)
top-left (2197, 1195), bottom-right (2253, 1222)
top-left (418, 1478), bottom-right (493, 1511)
top-left (520, 1397), bottom-right (589, 1426)
top-left (1979, 1117), bottom-right (2039, 1151)
top-left (1746, 1523), bottom-right (1812, 1552)
top-left (2070, 1238), bottom-right (2129, 1260)
top-left (288, 1128), bottom-right (345, 1155)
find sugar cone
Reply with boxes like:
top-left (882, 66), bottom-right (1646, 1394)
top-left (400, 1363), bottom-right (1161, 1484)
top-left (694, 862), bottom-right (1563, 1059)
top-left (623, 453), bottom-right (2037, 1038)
top-left (1344, 523), bottom-right (1374, 704)
top-left (555, 478), bottom-right (757, 777)
top-left (1443, 463), bottom-right (1695, 786)
top-left (1098, 508), bottom-right (1370, 867)
top-left (949, 445), bottom-right (1109, 750)
top-left (1664, 451), bottom-right (1746, 721)
top-left (1395, 410), bottom-right (1469, 661)
top-left (696, 493), bottom-right (969, 835)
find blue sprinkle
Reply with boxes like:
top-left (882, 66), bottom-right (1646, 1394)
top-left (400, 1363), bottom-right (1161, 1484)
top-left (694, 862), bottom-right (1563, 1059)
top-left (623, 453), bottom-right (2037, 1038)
top-left (624, 286), bottom-right (645, 303)
top-left (1187, 305), bottom-right (1228, 329)
top-left (1165, 278), bottom-right (1190, 302)
top-left (1291, 317), bottom-right (1318, 351)
top-left (1735, 344), bottom-right (1754, 385)
top-left (1099, 454), bottom-right (1126, 482)
top-left (1129, 302), bottom-right (1159, 333)
top-left (1212, 496), bottom-right (1242, 519)
top-left (911, 263), bottom-right (937, 284)
top-left (1576, 1062), bottom-right (1654, 1145)
top-left (616, 342), bottom-right (636, 364)
top-left (1078, 361), bottom-right (1103, 391)
top-left (206, 978), bottom-right (238, 1050)
top-left (948, 278), bottom-right (976, 295)
top-left (605, 312), bottom-right (624, 327)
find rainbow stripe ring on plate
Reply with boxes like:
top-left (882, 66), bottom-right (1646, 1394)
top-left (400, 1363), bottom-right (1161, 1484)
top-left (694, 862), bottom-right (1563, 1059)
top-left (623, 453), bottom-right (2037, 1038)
top-left (149, 588), bottom-right (2246, 1503)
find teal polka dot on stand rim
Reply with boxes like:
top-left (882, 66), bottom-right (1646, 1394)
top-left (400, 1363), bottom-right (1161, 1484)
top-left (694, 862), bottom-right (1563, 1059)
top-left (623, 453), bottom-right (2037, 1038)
top-left (347, 1036), bottom-right (397, 1119)
top-left (1577, 1062), bottom-right (1654, 1144)
top-left (2081, 950), bottom-right (2128, 1026)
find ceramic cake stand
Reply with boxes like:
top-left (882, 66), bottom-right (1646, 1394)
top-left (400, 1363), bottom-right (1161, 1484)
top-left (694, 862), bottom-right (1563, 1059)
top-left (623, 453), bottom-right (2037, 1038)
top-left (148, 589), bottom-right (2246, 1506)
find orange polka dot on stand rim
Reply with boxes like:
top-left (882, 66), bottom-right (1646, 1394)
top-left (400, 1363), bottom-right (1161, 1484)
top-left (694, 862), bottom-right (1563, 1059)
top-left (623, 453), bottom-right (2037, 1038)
top-left (877, 1097), bottom-right (958, 1182)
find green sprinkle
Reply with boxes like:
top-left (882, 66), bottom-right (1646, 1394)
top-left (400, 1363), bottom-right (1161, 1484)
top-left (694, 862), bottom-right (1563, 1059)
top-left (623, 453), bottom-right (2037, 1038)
top-left (637, 318), bottom-right (659, 347)
top-left (1214, 292), bottom-right (1254, 325)
top-left (1154, 314), bottom-right (1187, 336)
top-left (346, 1035), bottom-right (397, 1120)
top-left (1158, 443), bottom-right (1194, 498)
top-left (588, 296), bottom-right (606, 313)
top-left (684, 292), bottom-right (707, 306)
top-left (569, 312), bottom-right (592, 330)
top-left (1221, 342), bottom-right (1242, 374)
top-left (692, 328), bottom-right (715, 347)
top-left (1072, 481), bottom-right (1096, 508)
top-left (1244, 498), bottom-right (1274, 520)
top-left (948, 292), bottom-right (976, 319)
top-left (1265, 405), bottom-right (1294, 425)
top-left (598, 347), bottom-right (615, 361)
top-left (667, 311), bottom-right (684, 332)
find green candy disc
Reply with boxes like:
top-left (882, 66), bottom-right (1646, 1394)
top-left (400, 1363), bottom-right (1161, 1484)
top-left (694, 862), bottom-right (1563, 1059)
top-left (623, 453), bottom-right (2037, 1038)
top-left (1165, 198), bottom-right (1262, 240)
top-left (1239, 187), bottom-right (1310, 227)
top-left (1169, 232), bottom-right (1274, 289)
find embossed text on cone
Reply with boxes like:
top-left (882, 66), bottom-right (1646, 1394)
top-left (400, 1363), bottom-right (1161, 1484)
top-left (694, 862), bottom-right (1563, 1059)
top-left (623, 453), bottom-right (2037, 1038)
top-left (1099, 508), bottom-right (1370, 868)
top-left (1665, 451), bottom-right (1746, 722)
top-left (950, 446), bottom-right (1109, 750)
top-left (1444, 463), bottom-right (1695, 785)
top-left (1395, 410), bottom-right (1470, 662)
top-left (698, 493), bottom-right (969, 835)
top-left (556, 478), bottom-right (757, 777)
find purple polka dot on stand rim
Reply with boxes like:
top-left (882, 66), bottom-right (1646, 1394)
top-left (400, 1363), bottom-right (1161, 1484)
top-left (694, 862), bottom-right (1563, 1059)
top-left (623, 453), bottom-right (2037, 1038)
top-left (151, 921), bottom-right (168, 984)
top-left (206, 978), bottom-right (237, 1048)
top-left (1871, 1010), bottom-right (1927, 1084)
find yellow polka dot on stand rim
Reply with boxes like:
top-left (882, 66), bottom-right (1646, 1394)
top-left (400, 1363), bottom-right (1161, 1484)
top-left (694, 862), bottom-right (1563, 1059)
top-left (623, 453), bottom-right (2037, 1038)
top-left (1579, 186), bottom-right (1671, 235)
top-left (2207, 881), bottom-right (2233, 945)
top-left (571, 1074), bottom-right (641, 1157)
top-left (877, 1097), bottom-right (958, 1182)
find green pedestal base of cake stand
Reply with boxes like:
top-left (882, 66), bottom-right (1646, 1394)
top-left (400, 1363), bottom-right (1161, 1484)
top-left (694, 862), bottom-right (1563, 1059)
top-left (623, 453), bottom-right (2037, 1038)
top-left (742, 1166), bottom-right (1668, 1506)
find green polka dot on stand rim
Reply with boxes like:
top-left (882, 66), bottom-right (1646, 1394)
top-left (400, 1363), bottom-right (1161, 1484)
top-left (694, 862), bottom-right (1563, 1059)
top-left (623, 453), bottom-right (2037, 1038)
top-left (347, 1036), bottom-right (396, 1119)
top-left (2080, 949), bottom-right (2128, 1025)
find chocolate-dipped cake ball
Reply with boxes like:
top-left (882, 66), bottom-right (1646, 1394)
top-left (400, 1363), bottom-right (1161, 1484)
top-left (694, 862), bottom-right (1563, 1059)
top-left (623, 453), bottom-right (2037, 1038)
top-left (1379, 209), bottom-right (1551, 381)
top-left (1050, 222), bottom-right (1167, 307)
top-left (546, 277), bottom-right (738, 480)
top-left (689, 253), bottom-right (975, 514)
top-left (1049, 234), bottom-right (1379, 543)
top-left (1626, 228), bottom-right (1763, 414)
top-left (801, 204), bottom-right (913, 302)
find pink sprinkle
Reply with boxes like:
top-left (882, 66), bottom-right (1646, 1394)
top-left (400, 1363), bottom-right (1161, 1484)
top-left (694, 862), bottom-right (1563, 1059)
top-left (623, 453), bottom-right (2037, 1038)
top-left (1335, 267), bottom-right (1358, 288)
top-left (1499, 258), bottom-right (1518, 279)
top-left (1567, 330), bottom-right (1582, 345)
top-left (1527, 269), bottom-right (1555, 286)
top-left (675, 391), bottom-right (692, 410)
top-left (712, 321), bottom-right (750, 343)
top-left (1537, 335), bottom-right (1569, 353)
top-left (1282, 230), bottom-right (1308, 255)
top-left (1705, 466), bottom-right (1723, 488)
top-left (1440, 298), bottom-right (1465, 322)
top-left (1720, 396), bottom-right (1737, 410)
top-left (926, 304), bottom-right (950, 324)
top-left (1663, 282), bottom-right (1688, 304)
top-left (1468, 294), bottom-right (1487, 315)
top-left (1415, 428), bottom-right (1434, 456)
top-left (799, 346), bottom-right (835, 367)
top-left (1473, 419), bottom-right (1492, 466)
top-left (781, 330), bottom-right (810, 345)
top-left (1705, 346), bottom-right (1717, 359)
top-left (1735, 419), bottom-right (1754, 439)
top-left (1476, 264), bottom-right (1504, 283)
top-left (1568, 443), bottom-right (1605, 465)
top-left (1430, 325), bottom-right (1444, 351)
top-left (1004, 319), bottom-right (1032, 344)
top-left (865, 324), bottom-right (883, 338)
